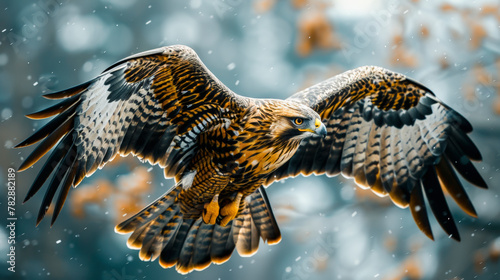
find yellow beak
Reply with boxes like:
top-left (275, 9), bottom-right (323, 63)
top-left (314, 118), bottom-right (327, 137)
top-left (299, 118), bottom-right (327, 137)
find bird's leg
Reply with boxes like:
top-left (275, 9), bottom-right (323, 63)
top-left (203, 193), bottom-right (220, 225)
top-left (220, 192), bottom-right (243, 227)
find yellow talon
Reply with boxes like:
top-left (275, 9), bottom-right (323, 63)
top-left (220, 193), bottom-right (243, 227)
top-left (203, 195), bottom-right (220, 224)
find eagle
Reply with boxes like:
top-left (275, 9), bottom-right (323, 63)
top-left (17, 45), bottom-right (487, 274)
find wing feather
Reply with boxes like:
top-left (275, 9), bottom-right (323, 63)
top-left (17, 45), bottom-right (248, 225)
top-left (436, 158), bottom-right (477, 217)
top-left (409, 185), bottom-right (434, 240)
top-left (37, 141), bottom-right (75, 225)
top-left (51, 160), bottom-right (78, 225)
top-left (25, 94), bottom-right (81, 120)
top-left (422, 167), bottom-right (460, 240)
top-left (266, 66), bottom-right (487, 240)
top-left (340, 107), bottom-right (362, 177)
top-left (364, 125), bottom-right (381, 187)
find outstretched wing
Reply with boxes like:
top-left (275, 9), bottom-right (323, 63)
top-left (16, 45), bottom-right (248, 225)
top-left (265, 66), bottom-right (487, 241)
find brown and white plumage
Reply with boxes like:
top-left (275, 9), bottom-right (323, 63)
top-left (17, 45), bottom-right (487, 274)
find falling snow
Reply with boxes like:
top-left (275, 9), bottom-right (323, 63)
top-left (227, 62), bottom-right (236, 70)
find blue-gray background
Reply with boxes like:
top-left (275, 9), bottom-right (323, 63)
top-left (1, 0), bottom-right (500, 279)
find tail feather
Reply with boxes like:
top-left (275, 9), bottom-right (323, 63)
top-left (176, 219), bottom-right (203, 273)
top-left (209, 222), bottom-right (236, 265)
top-left (159, 219), bottom-right (195, 268)
top-left (128, 223), bottom-right (150, 249)
top-left (191, 222), bottom-right (215, 269)
top-left (115, 184), bottom-right (182, 233)
top-left (234, 207), bottom-right (260, 256)
top-left (116, 185), bottom-right (281, 274)
top-left (140, 206), bottom-right (181, 261)
top-left (250, 187), bottom-right (282, 244)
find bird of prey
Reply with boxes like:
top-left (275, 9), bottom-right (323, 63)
top-left (17, 45), bottom-right (487, 274)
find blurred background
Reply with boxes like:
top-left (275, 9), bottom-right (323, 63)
top-left (1, 0), bottom-right (500, 279)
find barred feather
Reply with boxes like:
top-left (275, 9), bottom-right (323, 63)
top-left (266, 66), bottom-right (487, 241)
top-left (116, 185), bottom-right (279, 274)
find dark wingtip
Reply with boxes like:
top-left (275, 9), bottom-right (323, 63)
top-left (410, 186), bottom-right (435, 241)
top-left (18, 160), bottom-right (32, 172)
top-left (26, 112), bottom-right (50, 120)
top-left (427, 232), bottom-right (435, 241)
top-left (14, 141), bottom-right (28, 149)
top-left (36, 206), bottom-right (48, 226)
top-left (23, 193), bottom-right (32, 204)
top-left (445, 141), bottom-right (488, 189)
top-left (25, 94), bottom-right (80, 120)
top-left (422, 168), bottom-right (461, 242)
top-left (42, 81), bottom-right (91, 100)
top-left (473, 174), bottom-right (488, 189)
top-left (450, 233), bottom-right (461, 242)
top-left (50, 216), bottom-right (57, 227)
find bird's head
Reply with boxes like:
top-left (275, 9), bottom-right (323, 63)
top-left (268, 100), bottom-right (327, 141)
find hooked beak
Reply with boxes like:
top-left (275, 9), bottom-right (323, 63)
top-left (298, 118), bottom-right (327, 137)
top-left (314, 118), bottom-right (327, 138)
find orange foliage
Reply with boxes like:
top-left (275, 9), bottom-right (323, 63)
top-left (419, 25), bottom-right (430, 39)
top-left (473, 237), bottom-right (500, 274)
top-left (439, 55), bottom-right (450, 70)
top-left (71, 180), bottom-right (115, 218)
top-left (291, 0), bottom-right (309, 9)
top-left (493, 99), bottom-right (500, 115)
top-left (479, 4), bottom-right (499, 16)
top-left (384, 257), bottom-right (423, 280)
top-left (383, 238), bottom-right (425, 280)
top-left (465, 63), bottom-right (500, 115)
top-left (70, 166), bottom-right (153, 223)
top-left (468, 22), bottom-right (487, 50)
top-left (440, 3), bottom-right (457, 12)
top-left (254, 0), bottom-right (276, 13)
top-left (474, 250), bottom-right (487, 273)
top-left (296, 9), bottom-right (341, 56)
top-left (383, 235), bottom-right (397, 252)
top-left (463, 84), bottom-right (476, 103)
top-left (389, 34), bottom-right (418, 68)
top-left (473, 64), bottom-right (493, 85)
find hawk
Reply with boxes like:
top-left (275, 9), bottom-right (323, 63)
top-left (17, 45), bottom-right (487, 274)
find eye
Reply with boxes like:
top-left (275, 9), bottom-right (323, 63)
top-left (293, 118), bottom-right (304, 125)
